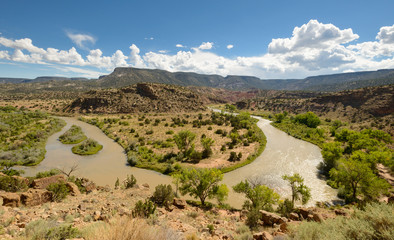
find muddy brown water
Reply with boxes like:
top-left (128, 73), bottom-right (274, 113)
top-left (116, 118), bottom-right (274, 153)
top-left (18, 115), bottom-right (337, 208)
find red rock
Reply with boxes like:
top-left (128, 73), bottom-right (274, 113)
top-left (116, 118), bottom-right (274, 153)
top-left (313, 213), bottom-right (324, 222)
top-left (66, 182), bottom-right (80, 196)
top-left (173, 198), bottom-right (187, 209)
top-left (20, 189), bottom-right (52, 207)
top-left (253, 231), bottom-right (273, 240)
top-left (289, 212), bottom-right (300, 221)
top-left (31, 175), bottom-right (66, 189)
top-left (0, 192), bottom-right (21, 207)
top-left (259, 210), bottom-right (283, 226)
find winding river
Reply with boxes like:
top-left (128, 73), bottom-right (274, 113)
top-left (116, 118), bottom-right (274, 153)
top-left (19, 115), bottom-right (337, 208)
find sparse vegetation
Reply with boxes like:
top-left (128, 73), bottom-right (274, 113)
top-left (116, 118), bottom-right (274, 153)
top-left (0, 106), bottom-right (65, 166)
top-left (80, 110), bottom-right (266, 174)
top-left (71, 138), bottom-right (103, 155)
top-left (289, 202), bottom-right (394, 240)
top-left (59, 125), bottom-right (87, 144)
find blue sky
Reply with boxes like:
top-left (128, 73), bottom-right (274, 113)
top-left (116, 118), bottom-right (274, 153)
top-left (0, 0), bottom-right (393, 79)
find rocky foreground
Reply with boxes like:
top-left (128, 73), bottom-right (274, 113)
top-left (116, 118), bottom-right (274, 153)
top-left (0, 174), bottom-right (363, 240)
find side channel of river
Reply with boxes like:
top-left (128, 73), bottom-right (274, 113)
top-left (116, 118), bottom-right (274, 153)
top-left (19, 115), bottom-right (337, 208)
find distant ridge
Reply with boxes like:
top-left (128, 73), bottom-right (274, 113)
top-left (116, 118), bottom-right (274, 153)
top-left (97, 67), bottom-right (394, 91)
top-left (0, 76), bottom-right (88, 84)
top-left (1, 68), bottom-right (394, 92)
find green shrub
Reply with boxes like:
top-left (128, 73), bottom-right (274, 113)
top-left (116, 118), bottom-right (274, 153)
top-left (294, 112), bottom-right (321, 128)
top-left (46, 181), bottom-right (70, 202)
top-left (25, 220), bottom-right (81, 240)
top-left (246, 208), bottom-right (260, 229)
top-left (71, 138), bottom-right (103, 155)
top-left (0, 175), bottom-right (28, 192)
top-left (207, 224), bottom-right (214, 234)
top-left (165, 130), bottom-right (174, 135)
top-left (132, 199), bottom-right (156, 218)
top-left (151, 184), bottom-right (174, 208)
top-left (123, 174), bottom-right (137, 189)
top-left (35, 169), bottom-right (61, 179)
top-left (59, 125), bottom-right (86, 144)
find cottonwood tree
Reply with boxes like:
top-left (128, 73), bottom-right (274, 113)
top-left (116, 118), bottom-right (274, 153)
top-left (201, 137), bottom-right (214, 158)
top-left (282, 173), bottom-right (311, 206)
top-left (233, 180), bottom-right (280, 211)
top-left (173, 130), bottom-right (196, 157)
top-left (175, 168), bottom-right (228, 206)
top-left (329, 159), bottom-right (390, 203)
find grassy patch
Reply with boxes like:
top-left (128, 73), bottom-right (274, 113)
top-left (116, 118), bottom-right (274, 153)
top-left (0, 106), bottom-right (65, 166)
top-left (59, 124), bottom-right (87, 144)
top-left (71, 138), bottom-right (103, 155)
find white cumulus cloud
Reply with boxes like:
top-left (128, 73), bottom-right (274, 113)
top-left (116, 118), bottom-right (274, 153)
top-left (198, 42), bottom-right (214, 50)
top-left (129, 44), bottom-right (145, 68)
top-left (66, 32), bottom-right (96, 49)
top-left (1, 20), bottom-right (394, 79)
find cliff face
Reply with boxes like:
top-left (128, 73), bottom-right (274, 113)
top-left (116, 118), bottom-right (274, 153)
top-left (236, 85), bottom-right (394, 123)
top-left (65, 83), bottom-right (206, 114)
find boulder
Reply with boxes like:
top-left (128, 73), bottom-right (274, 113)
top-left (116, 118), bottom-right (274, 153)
top-left (31, 175), bottom-right (66, 189)
top-left (93, 210), bottom-right (101, 221)
top-left (313, 213), bottom-right (324, 223)
top-left (297, 208), bottom-right (310, 219)
top-left (82, 181), bottom-right (96, 193)
top-left (280, 221), bottom-right (301, 233)
top-left (142, 183), bottom-right (150, 189)
top-left (259, 210), bottom-right (283, 226)
top-left (0, 192), bottom-right (21, 207)
top-left (66, 182), bottom-right (80, 196)
top-left (20, 189), bottom-right (52, 207)
top-left (173, 198), bottom-right (187, 209)
top-left (289, 212), bottom-right (300, 221)
top-left (253, 231), bottom-right (273, 240)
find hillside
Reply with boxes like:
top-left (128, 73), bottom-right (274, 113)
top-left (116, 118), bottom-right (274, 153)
top-left (64, 83), bottom-right (207, 113)
top-left (1, 68), bottom-right (394, 93)
top-left (236, 84), bottom-right (394, 134)
top-left (97, 67), bottom-right (394, 91)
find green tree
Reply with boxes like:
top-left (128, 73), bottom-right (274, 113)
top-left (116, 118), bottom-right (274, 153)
top-left (320, 142), bottom-right (343, 175)
top-left (294, 112), bottom-right (321, 128)
top-left (201, 137), bottom-right (214, 158)
top-left (233, 180), bottom-right (280, 211)
top-left (282, 173), bottom-right (311, 206)
top-left (274, 113), bottom-right (286, 123)
top-left (225, 104), bottom-right (237, 112)
top-left (176, 168), bottom-right (228, 206)
top-left (173, 130), bottom-right (196, 157)
top-left (329, 159), bottom-right (390, 202)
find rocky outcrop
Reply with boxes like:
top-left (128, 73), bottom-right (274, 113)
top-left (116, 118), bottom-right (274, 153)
top-left (173, 198), bottom-right (187, 209)
top-left (65, 83), bottom-right (207, 114)
top-left (253, 231), bottom-right (274, 240)
top-left (20, 189), bottom-right (52, 207)
top-left (66, 182), bottom-right (81, 196)
top-left (0, 192), bottom-right (21, 207)
top-left (31, 175), bottom-right (66, 189)
top-left (259, 210), bottom-right (287, 226)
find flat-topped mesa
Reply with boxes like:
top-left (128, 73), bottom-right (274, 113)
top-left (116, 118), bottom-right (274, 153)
top-left (64, 82), bottom-right (206, 114)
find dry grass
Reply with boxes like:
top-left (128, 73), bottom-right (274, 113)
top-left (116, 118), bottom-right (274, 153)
top-left (0, 99), bottom-right (72, 114)
top-left (82, 216), bottom-right (183, 240)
